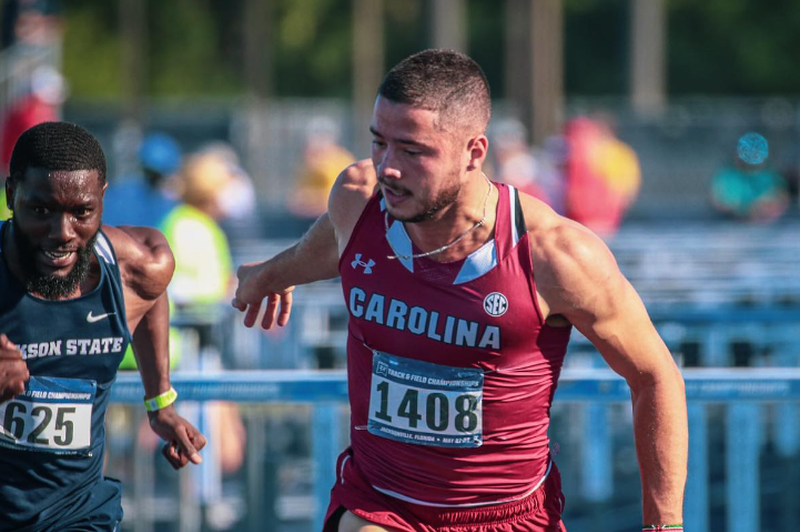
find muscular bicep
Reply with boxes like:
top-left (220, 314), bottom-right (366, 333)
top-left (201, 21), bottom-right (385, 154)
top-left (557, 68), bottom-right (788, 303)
top-left (575, 272), bottom-right (670, 381)
top-left (539, 226), bottom-right (673, 384)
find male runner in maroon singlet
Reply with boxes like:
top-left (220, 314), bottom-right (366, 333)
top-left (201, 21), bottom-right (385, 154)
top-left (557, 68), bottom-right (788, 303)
top-left (233, 50), bottom-right (687, 532)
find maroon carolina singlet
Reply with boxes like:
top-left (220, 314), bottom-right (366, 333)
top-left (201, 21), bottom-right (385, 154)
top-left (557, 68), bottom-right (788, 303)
top-left (338, 183), bottom-right (572, 507)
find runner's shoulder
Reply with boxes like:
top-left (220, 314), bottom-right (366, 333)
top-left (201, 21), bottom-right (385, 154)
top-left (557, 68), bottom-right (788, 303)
top-left (101, 225), bottom-right (174, 298)
top-left (329, 159), bottom-right (378, 234)
top-left (517, 192), bottom-right (616, 286)
top-left (333, 159), bottom-right (377, 198)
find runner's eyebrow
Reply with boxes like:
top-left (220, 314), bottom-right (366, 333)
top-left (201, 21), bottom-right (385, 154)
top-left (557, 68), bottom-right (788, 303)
top-left (369, 127), bottom-right (429, 148)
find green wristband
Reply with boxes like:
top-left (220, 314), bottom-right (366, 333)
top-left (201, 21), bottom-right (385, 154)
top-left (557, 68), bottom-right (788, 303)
top-left (144, 387), bottom-right (178, 412)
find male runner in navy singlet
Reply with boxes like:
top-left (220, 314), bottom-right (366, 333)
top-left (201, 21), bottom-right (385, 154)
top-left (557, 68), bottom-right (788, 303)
top-left (0, 122), bottom-right (206, 531)
top-left (234, 50), bottom-right (687, 532)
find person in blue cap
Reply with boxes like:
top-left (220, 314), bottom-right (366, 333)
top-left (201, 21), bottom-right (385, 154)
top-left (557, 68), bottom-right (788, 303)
top-left (103, 132), bottom-right (182, 228)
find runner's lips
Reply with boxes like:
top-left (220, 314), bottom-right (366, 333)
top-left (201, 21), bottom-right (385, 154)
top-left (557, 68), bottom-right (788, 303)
top-left (382, 186), bottom-right (411, 205)
top-left (39, 248), bottom-right (76, 268)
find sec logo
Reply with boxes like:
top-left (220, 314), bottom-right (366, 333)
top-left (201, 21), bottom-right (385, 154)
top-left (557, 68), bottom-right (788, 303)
top-left (483, 292), bottom-right (508, 317)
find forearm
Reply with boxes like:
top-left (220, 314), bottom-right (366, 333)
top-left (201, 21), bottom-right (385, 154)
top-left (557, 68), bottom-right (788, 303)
top-left (132, 291), bottom-right (172, 397)
top-left (631, 369), bottom-right (688, 524)
top-left (268, 213), bottom-right (340, 287)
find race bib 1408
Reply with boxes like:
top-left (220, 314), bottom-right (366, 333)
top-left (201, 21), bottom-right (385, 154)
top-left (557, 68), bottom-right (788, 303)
top-left (368, 350), bottom-right (484, 448)
top-left (0, 376), bottom-right (95, 454)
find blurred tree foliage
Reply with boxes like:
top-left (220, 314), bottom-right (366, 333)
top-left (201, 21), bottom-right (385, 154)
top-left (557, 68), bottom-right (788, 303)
top-left (271, 0), bottom-right (350, 97)
top-left (60, 0), bottom-right (800, 101)
top-left (467, 0), bottom-right (505, 98)
top-left (565, 0), bottom-right (627, 95)
top-left (62, 1), bottom-right (121, 99)
top-left (667, 0), bottom-right (800, 95)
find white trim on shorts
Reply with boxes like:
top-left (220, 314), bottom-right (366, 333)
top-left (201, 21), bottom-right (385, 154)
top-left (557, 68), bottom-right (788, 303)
top-left (371, 460), bottom-right (552, 508)
top-left (340, 454), bottom-right (351, 485)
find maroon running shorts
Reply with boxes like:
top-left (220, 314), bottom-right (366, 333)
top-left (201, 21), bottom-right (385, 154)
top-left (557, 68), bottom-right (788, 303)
top-left (323, 448), bottom-right (567, 532)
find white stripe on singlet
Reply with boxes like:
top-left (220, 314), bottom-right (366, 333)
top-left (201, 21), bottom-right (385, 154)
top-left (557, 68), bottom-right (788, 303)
top-left (94, 232), bottom-right (115, 264)
top-left (509, 185), bottom-right (520, 246)
top-left (371, 460), bottom-right (552, 508)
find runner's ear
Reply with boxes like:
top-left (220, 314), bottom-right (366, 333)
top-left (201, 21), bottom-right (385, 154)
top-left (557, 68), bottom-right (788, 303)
top-left (465, 135), bottom-right (488, 172)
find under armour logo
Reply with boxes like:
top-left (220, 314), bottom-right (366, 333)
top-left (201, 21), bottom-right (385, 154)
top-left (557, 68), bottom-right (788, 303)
top-left (351, 253), bottom-right (375, 274)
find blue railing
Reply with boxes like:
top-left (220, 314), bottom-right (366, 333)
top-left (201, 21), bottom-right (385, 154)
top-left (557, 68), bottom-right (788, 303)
top-left (111, 368), bottom-right (800, 532)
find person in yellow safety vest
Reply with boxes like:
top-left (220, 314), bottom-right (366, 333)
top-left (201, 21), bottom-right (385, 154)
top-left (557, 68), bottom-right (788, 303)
top-left (161, 148), bottom-right (245, 480)
top-left (1, 189), bottom-right (10, 220)
top-left (120, 150), bottom-right (234, 367)
top-left (119, 148), bottom-right (244, 485)
top-left (119, 149), bottom-right (234, 370)
top-left (161, 150), bottom-right (234, 308)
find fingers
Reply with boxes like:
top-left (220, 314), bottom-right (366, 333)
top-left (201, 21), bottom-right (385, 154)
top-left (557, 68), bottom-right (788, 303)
top-left (0, 369), bottom-right (29, 403)
top-left (276, 291), bottom-right (293, 327)
top-left (261, 293), bottom-right (280, 330)
top-left (231, 296), bottom-right (246, 312)
top-left (190, 429), bottom-right (208, 454)
top-left (161, 441), bottom-right (188, 470)
top-left (243, 301), bottom-right (262, 329)
top-left (0, 335), bottom-right (29, 402)
top-left (161, 424), bottom-right (204, 470)
top-left (0, 334), bottom-right (19, 354)
top-left (174, 424), bottom-right (202, 465)
top-left (9, 378), bottom-right (26, 395)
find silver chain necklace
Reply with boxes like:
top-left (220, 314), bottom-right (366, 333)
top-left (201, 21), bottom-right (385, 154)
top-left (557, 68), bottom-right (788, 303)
top-left (385, 174), bottom-right (494, 261)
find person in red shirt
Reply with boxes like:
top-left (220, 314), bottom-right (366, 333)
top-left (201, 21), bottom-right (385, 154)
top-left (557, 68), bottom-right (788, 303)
top-left (563, 116), bottom-right (641, 236)
top-left (233, 50), bottom-right (687, 532)
top-left (0, 66), bottom-right (65, 174)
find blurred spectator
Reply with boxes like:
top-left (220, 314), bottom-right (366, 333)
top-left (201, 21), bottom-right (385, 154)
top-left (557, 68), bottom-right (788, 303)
top-left (1, 0), bottom-right (62, 50)
top-left (1, 189), bottom-right (10, 220)
top-left (0, 65), bottom-right (65, 173)
top-left (113, 132), bottom-right (184, 373)
top-left (103, 132), bottom-right (182, 228)
top-left (161, 150), bottom-right (247, 516)
top-left (489, 118), bottom-right (565, 212)
top-left (288, 116), bottom-right (355, 218)
top-left (563, 116), bottom-right (641, 236)
top-left (111, 144), bottom-right (247, 529)
top-left (710, 156), bottom-right (789, 222)
top-left (163, 150), bottom-right (236, 306)
top-left (195, 142), bottom-right (260, 243)
top-left (781, 150), bottom-right (800, 211)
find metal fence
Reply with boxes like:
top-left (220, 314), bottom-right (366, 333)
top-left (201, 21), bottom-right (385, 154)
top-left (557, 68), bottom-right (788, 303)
top-left (108, 369), bottom-right (800, 532)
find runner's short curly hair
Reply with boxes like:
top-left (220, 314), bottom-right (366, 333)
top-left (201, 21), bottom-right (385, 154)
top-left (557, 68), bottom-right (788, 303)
top-left (378, 49), bottom-right (491, 134)
top-left (9, 121), bottom-right (107, 183)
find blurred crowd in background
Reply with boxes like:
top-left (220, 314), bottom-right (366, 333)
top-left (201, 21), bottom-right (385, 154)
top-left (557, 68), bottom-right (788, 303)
top-left (3, 0), bottom-right (800, 239)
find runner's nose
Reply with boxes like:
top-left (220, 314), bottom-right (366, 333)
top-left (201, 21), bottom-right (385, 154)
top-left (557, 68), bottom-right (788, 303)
top-left (375, 147), bottom-right (402, 181)
top-left (49, 213), bottom-right (76, 243)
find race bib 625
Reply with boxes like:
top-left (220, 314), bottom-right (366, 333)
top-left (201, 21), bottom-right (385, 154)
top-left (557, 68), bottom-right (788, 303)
top-left (0, 376), bottom-right (95, 454)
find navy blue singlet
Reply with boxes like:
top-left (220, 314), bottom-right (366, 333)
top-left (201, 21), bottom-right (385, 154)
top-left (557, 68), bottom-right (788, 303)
top-left (0, 222), bottom-right (131, 531)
